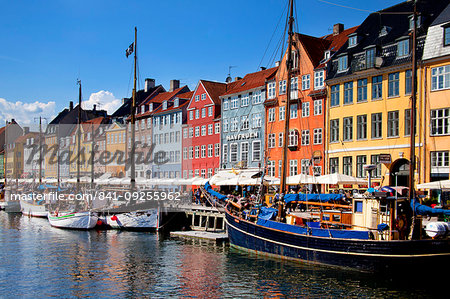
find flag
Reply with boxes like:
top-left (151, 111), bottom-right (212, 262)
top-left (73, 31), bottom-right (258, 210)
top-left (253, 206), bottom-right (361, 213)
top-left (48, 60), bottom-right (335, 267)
top-left (126, 43), bottom-right (134, 58)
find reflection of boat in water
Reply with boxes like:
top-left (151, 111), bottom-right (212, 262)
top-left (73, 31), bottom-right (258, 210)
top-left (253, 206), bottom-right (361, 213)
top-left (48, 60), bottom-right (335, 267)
top-left (20, 199), bottom-right (48, 218)
top-left (48, 211), bottom-right (98, 230)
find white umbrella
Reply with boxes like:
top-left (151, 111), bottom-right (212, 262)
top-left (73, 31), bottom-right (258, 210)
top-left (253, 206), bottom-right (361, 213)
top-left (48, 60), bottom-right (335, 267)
top-left (417, 179), bottom-right (450, 190)
top-left (191, 177), bottom-right (208, 186)
top-left (286, 174), bottom-right (317, 185)
top-left (316, 173), bottom-right (367, 185)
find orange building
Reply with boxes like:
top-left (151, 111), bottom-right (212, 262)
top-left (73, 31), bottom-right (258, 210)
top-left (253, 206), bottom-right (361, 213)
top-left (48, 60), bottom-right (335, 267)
top-left (264, 24), bottom-right (356, 183)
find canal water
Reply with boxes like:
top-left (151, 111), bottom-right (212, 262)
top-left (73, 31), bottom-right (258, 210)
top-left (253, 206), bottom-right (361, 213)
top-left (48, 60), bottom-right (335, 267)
top-left (0, 212), bottom-right (441, 298)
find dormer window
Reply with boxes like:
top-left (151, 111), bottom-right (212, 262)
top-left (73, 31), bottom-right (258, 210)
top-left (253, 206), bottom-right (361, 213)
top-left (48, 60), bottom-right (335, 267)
top-left (141, 105), bottom-right (145, 113)
top-left (348, 34), bottom-right (358, 48)
top-left (174, 98), bottom-right (179, 108)
top-left (379, 26), bottom-right (391, 37)
top-left (149, 103), bottom-right (153, 112)
top-left (162, 101), bottom-right (168, 110)
top-left (409, 15), bottom-right (421, 30)
top-left (338, 55), bottom-right (348, 72)
top-left (397, 39), bottom-right (409, 58)
top-left (324, 50), bottom-right (330, 60)
top-left (444, 25), bottom-right (450, 46)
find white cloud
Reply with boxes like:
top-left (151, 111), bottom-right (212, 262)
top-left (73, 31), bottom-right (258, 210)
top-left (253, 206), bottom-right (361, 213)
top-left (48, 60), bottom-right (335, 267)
top-left (0, 98), bottom-right (56, 126)
top-left (84, 90), bottom-right (121, 115)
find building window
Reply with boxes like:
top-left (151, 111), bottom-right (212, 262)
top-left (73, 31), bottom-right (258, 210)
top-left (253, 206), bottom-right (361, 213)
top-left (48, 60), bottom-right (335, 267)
top-left (397, 39), bottom-right (409, 57)
top-left (241, 142), bottom-right (249, 164)
top-left (371, 155), bottom-right (381, 178)
top-left (252, 140), bottom-right (261, 161)
top-left (241, 94), bottom-right (249, 107)
top-left (231, 96), bottom-right (238, 109)
top-left (330, 119), bottom-right (339, 143)
top-left (366, 48), bottom-right (375, 68)
top-left (208, 106), bottom-right (213, 117)
top-left (431, 151), bottom-right (449, 168)
top-left (301, 159), bottom-right (310, 175)
top-left (201, 93), bottom-right (206, 100)
top-left (431, 108), bottom-right (450, 136)
top-left (330, 84), bottom-right (340, 107)
top-left (215, 143), bottom-right (220, 157)
top-left (183, 147), bottom-right (188, 160)
top-left (231, 117), bottom-right (238, 131)
top-left (208, 124), bottom-right (213, 135)
top-left (241, 116), bottom-right (249, 130)
top-left (388, 72), bottom-right (400, 97)
top-left (279, 106), bottom-right (285, 121)
top-left (387, 110), bottom-right (399, 137)
top-left (223, 99), bottom-right (229, 110)
top-left (222, 144), bottom-right (228, 163)
top-left (195, 126), bottom-right (200, 137)
top-left (344, 81), bottom-right (353, 104)
top-left (357, 115), bottom-right (367, 140)
top-left (195, 146), bottom-right (199, 159)
top-left (207, 168), bottom-right (213, 178)
top-left (230, 143), bottom-right (238, 163)
top-left (289, 130), bottom-right (299, 146)
top-left (279, 80), bottom-right (286, 95)
top-left (268, 134), bottom-right (276, 148)
top-left (195, 95), bottom-right (199, 102)
top-left (371, 113), bottom-right (382, 139)
top-left (267, 81), bottom-right (276, 99)
top-left (338, 55), bottom-right (348, 72)
top-left (313, 128), bottom-right (322, 144)
top-left (301, 130), bottom-right (310, 146)
top-left (201, 145), bottom-right (206, 158)
top-left (431, 65), bottom-right (450, 91)
top-left (302, 102), bottom-right (310, 117)
top-left (278, 132), bottom-right (284, 147)
top-left (289, 160), bottom-right (298, 176)
top-left (290, 103), bottom-right (298, 119)
top-left (404, 109), bottom-right (416, 136)
top-left (372, 75), bottom-right (382, 100)
top-left (215, 123), bottom-right (220, 134)
top-left (405, 69), bottom-right (412, 95)
top-left (252, 113), bottom-right (262, 128)
top-left (252, 90), bottom-right (263, 104)
top-left (445, 27), bottom-right (450, 46)
top-left (267, 160), bottom-right (275, 177)
top-left (343, 156), bottom-right (352, 176)
top-left (357, 79), bottom-right (367, 102)
top-left (343, 117), bottom-right (353, 141)
top-left (302, 74), bottom-right (310, 90)
top-left (290, 77), bottom-right (298, 99)
top-left (189, 110), bottom-right (194, 120)
top-left (313, 99), bottom-right (322, 115)
top-left (201, 125), bottom-right (206, 136)
top-left (314, 70), bottom-right (324, 90)
top-left (356, 155), bottom-right (367, 178)
top-left (329, 157), bottom-right (339, 174)
top-left (292, 50), bottom-right (299, 69)
top-left (348, 35), bottom-right (357, 47)
top-left (354, 201), bottom-right (363, 213)
top-left (195, 109), bottom-right (200, 119)
top-left (268, 108), bottom-right (276, 122)
top-left (223, 119), bottom-right (228, 132)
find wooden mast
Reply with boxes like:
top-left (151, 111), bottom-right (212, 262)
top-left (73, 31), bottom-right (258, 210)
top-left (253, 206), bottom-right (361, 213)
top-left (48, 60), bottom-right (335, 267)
top-left (280, 0), bottom-right (295, 195)
top-left (77, 80), bottom-right (82, 193)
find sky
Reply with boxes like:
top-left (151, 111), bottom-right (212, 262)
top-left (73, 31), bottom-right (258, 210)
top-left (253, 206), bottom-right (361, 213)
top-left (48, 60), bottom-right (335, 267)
top-left (0, 0), bottom-right (403, 128)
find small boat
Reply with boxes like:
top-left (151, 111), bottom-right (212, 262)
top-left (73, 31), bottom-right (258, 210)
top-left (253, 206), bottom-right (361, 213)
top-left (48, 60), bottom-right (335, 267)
top-left (102, 209), bottom-right (158, 230)
top-left (20, 199), bottom-right (48, 218)
top-left (47, 211), bottom-right (98, 230)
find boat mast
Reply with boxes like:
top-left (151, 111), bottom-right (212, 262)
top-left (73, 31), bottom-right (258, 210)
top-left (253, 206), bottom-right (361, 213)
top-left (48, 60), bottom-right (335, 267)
top-left (409, 1), bottom-right (418, 236)
top-left (39, 117), bottom-right (42, 187)
top-left (130, 27), bottom-right (137, 192)
top-left (77, 80), bottom-right (82, 193)
top-left (280, 0), bottom-right (295, 195)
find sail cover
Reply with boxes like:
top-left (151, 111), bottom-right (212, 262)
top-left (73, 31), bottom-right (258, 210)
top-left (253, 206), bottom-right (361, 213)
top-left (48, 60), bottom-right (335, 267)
top-left (204, 182), bottom-right (227, 201)
top-left (283, 193), bottom-right (344, 203)
top-left (412, 199), bottom-right (450, 216)
top-left (258, 207), bottom-right (278, 220)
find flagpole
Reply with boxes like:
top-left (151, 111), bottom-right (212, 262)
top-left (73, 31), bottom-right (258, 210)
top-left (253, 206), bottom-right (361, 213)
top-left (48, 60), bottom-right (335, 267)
top-left (130, 27), bottom-right (137, 193)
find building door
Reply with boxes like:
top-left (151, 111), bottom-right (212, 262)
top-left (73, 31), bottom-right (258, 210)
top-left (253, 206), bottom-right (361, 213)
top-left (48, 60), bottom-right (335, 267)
top-left (390, 158), bottom-right (409, 187)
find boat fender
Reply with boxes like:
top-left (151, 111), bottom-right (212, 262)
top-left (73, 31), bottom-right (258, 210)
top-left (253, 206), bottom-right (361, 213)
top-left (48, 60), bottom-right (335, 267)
top-left (111, 215), bottom-right (118, 221)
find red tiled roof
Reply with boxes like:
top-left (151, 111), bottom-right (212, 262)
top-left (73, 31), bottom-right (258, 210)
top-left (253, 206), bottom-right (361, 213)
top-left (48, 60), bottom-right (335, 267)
top-left (143, 86), bottom-right (187, 105)
top-left (81, 116), bottom-right (106, 132)
top-left (152, 100), bottom-right (189, 115)
top-left (222, 67), bottom-right (278, 96)
top-left (200, 80), bottom-right (228, 105)
top-left (14, 132), bottom-right (39, 144)
top-left (177, 91), bottom-right (194, 100)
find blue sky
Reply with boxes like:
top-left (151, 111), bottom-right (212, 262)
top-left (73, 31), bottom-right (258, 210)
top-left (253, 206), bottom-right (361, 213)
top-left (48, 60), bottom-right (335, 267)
top-left (0, 0), bottom-right (402, 126)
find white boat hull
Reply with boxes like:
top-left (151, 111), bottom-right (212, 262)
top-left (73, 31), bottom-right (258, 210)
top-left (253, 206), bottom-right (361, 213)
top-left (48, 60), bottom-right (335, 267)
top-left (48, 211), bottom-right (98, 230)
top-left (20, 200), bottom-right (48, 217)
top-left (104, 209), bottom-right (158, 229)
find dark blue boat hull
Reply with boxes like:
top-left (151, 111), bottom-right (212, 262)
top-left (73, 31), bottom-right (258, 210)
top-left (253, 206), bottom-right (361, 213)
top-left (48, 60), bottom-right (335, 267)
top-left (225, 211), bottom-right (450, 273)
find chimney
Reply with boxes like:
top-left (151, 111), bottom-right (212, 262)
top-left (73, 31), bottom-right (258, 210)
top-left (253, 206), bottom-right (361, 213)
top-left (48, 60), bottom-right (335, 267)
top-left (145, 78), bottom-right (155, 92)
top-left (93, 104), bottom-right (97, 111)
top-left (169, 80), bottom-right (180, 92)
top-left (234, 77), bottom-right (242, 81)
top-left (69, 101), bottom-right (74, 111)
top-left (260, 67), bottom-right (266, 71)
top-left (333, 23), bottom-right (344, 36)
top-left (23, 127), bottom-right (30, 135)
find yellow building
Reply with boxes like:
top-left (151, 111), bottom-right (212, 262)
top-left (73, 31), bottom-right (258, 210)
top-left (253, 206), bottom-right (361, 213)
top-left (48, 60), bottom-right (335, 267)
top-left (105, 122), bottom-right (126, 177)
top-left (44, 125), bottom-right (58, 179)
top-left (323, 4), bottom-right (438, 190)
top-left (421, 8), bottom-right (450, 185)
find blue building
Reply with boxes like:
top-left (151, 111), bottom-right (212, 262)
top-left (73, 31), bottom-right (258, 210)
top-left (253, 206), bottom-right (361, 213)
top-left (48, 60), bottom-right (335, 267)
top-left (220, 67), bottom-right (277, 171)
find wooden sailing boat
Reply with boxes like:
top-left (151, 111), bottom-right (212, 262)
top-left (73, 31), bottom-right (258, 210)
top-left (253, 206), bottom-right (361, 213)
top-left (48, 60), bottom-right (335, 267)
top-left (47, 80), bottom-right (98, 230)
top-left (223, 0), bottom-right (450, 273)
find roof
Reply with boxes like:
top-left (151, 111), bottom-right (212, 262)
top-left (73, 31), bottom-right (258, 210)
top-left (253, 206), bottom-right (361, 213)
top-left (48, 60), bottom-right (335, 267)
top-left (112, 85), bottom-right (164, 118)
top-left (81, 116), bottom-right (107, 132)
top-left (200, 80), bottom-right (228, 105)
top-left (143, 86), bottom-right (189, 105)
top-left (177, 91), bottom-right (194, 100)
top-left (151, 100), bottom-right (189, 115)
top-left (221, 67), bottom-right (278, 96)
top-left (315, 26), bottom-right (358, 69)
top-left (297, 33), bottom-right (331, 68)
top-left (431, 3), bottom-right (450, 26)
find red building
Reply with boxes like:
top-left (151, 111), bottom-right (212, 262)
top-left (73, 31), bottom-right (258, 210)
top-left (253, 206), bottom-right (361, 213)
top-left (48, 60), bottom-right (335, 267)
top-left (182, 80), bottom-right (229, 179)
top-left (264, 24), bottom-right (357, 182)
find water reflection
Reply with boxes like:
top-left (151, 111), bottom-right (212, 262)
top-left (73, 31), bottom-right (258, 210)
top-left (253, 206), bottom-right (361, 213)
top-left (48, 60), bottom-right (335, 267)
top-left (0, 212), bottom-right (442, 297)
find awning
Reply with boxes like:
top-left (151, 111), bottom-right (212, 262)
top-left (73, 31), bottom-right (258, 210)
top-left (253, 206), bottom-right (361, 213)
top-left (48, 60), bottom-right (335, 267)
top-left (315, 173), bottom-right (367, 185)
top-left (417, 179), bottom-right (450, 190)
